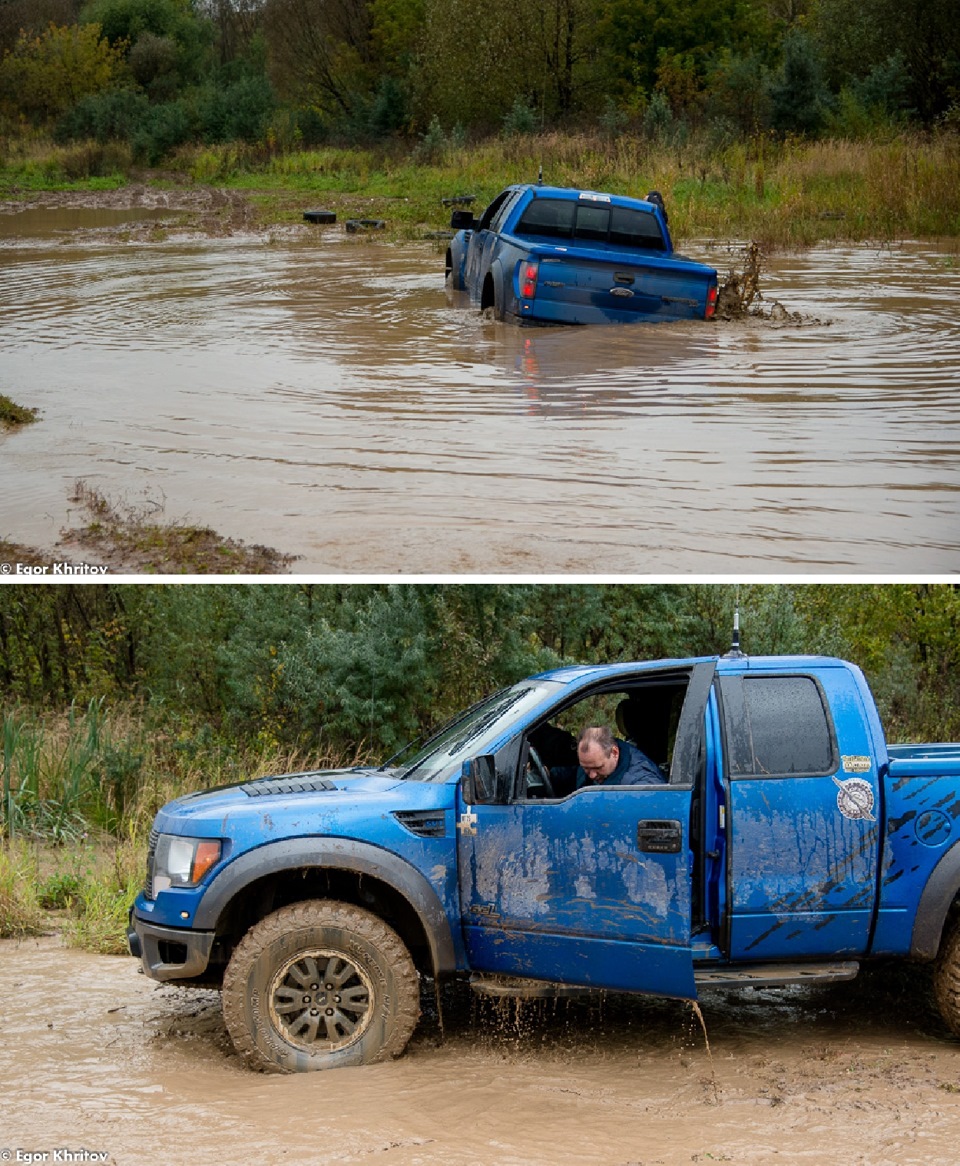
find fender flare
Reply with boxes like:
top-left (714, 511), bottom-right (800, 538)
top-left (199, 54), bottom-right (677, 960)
top-left (911, 838), bottom-right (960, 959)
top-left (193, 837), bottom-right (458, 977)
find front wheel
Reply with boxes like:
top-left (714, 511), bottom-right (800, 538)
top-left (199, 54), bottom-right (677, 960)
top-left (221, 899), bottom-right (420, 1073)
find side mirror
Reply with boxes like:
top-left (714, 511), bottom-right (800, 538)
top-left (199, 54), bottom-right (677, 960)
top-left (450, 209), bottom-right (477, 231)
top-left (462, 755), bottom-right (498, 804)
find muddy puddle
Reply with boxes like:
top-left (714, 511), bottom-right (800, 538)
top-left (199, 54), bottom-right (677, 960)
top-left (1, 212), bottom-right (959, 572)
top-left (2, 934), bottom-right (959, 1165)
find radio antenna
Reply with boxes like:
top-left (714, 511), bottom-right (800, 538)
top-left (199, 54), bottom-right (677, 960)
top-left (724, 586), bottom-right (745, 658)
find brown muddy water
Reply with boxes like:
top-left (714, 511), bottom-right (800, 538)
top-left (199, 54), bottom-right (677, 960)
top-left (1, 211), bottom-right (959, 573)
top-left (2, 935), bottom-right (959, 1166)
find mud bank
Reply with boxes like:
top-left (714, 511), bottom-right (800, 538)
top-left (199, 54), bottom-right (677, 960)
top-left (1, 935), bottom-right (959, 1165)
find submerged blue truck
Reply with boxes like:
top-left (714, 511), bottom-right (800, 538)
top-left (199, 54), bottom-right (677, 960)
top-left (129, 653), bottom-right (960, 1073)
top-left (445, 183), bottom-right (718, 324)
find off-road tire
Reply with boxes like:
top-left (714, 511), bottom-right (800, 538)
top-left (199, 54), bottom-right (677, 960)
top-left (933, 917), bottom-right (960, 1038)
top-left (221, 899), bottom-right (420, 1073)
top-left (446, 249), bottom-right (463, 290)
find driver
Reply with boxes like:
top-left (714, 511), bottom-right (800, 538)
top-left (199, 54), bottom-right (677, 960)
top-left (571, 725), bottom-right (665, 788)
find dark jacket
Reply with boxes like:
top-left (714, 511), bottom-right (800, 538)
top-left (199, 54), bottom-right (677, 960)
top-left (574, 738), bottom-right (667, 789)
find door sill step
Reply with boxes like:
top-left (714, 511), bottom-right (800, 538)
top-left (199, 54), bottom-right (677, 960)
top-left (470, 974), bottom-right (599, 999)
top-left (695, 961), bottom-right (859, 988)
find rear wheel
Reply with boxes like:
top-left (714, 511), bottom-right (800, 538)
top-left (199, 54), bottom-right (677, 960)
top-left (481, 272), bottom-right (505, 320)
top-left (933, 916), bottom-right (960, 1037)
top-left (222, 899), bottom-right (420, 1073)
top-left (446, 249), bottom-right (463, 289)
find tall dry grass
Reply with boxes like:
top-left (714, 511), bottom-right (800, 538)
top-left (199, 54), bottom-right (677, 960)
top-left (0, 701), bottom-right (370, 952)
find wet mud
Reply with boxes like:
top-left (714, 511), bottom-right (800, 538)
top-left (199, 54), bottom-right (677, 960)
top-left (2, 935), bottom-right (959, 1165)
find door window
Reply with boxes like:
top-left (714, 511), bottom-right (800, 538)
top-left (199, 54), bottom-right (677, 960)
top-left (721, 674), bottom-right (837, 777)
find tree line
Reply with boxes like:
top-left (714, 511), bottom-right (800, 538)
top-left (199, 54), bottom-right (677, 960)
top-left (1, 584), bottom-right (958, 756)
top-left (1, 0), bottom-right (957, 164)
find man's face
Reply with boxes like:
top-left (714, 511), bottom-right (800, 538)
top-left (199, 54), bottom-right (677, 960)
top-left (578, 740), bottom-right (620, 782)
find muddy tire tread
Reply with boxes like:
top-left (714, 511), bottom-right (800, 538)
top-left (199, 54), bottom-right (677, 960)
top-left (221, 899), bottom-right (419, 1073)
top-left (933, 916), bottom-right (960, 1038)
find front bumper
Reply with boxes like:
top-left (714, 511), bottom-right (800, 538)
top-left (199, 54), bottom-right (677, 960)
top-left (128, 910), bottom-right (216, 982)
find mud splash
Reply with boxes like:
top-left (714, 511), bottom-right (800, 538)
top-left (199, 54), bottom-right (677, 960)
top-left (2, 935), bottom-right (959, 1165)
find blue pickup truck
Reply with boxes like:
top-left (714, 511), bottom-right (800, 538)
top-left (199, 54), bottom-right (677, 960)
top-left (446, 183), bottom-right (718, 324)
top-left (129, 653), bottom-right (960, 1073)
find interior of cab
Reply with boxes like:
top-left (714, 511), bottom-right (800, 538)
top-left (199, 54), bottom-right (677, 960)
top-left (520, 680), bottom-right (687, 799)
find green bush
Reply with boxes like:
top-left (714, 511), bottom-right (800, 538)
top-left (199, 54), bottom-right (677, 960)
top-left (502, 97), bottom-right (538, 137)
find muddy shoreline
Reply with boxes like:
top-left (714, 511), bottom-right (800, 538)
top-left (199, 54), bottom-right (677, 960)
top-left (2, 933), bottom-right (959, 1165)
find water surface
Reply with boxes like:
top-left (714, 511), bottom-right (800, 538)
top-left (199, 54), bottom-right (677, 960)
top-left (1, 222), bottom-right (958, 573)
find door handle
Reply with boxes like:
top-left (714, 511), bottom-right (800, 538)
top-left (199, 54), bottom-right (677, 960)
top-left (637, 819), bottom-right (682, 854)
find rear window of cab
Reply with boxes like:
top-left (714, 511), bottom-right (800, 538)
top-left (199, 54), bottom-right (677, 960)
top-left (514, 197), bottom-right (667, 251)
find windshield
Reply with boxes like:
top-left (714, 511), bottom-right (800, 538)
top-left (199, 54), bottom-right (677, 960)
top-left (399, 680), bottom-right (561, 782)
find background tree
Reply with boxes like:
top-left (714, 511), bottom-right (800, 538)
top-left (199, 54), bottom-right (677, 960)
top-left (262, 0), bottom-right (375, 119)
top-left (0, 21), bottom-right (126, 124)
top-left (592, 0), bottom-right (770, 106)
top-left (0, 0), bottom-right (83, 56)
top-left (811, 0), bottom-right (960, 124)
top-left (80, 0), bottom-right (212, 94)
top-left (767, 27), bottom-right (831, 135)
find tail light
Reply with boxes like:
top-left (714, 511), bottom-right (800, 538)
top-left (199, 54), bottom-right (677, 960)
top-left (705, 284), bottom-right (718, 319)
top-left (520, 259), bottom-right (539, 300)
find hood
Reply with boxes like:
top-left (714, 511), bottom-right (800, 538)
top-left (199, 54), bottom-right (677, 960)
top-left (152, 765), bottom-right (449, 839)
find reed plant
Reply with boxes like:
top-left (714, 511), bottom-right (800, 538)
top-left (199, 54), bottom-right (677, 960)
top-left (0, 839), bottom-right (45, 937)
top-left (0, 699), bottom-right (368, 952)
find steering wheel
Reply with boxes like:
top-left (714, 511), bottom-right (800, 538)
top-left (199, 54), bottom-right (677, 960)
top-left (526, 744), bottom-right (556, 799)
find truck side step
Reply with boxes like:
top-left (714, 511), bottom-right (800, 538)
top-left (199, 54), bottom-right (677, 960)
top-left (470, 974), bottom-right (599, 1000)
top-left (695, 961), bottom-right (860, 988)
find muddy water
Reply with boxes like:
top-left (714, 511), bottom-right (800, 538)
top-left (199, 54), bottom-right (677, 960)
top-left (1, 220), bottom-right (959, 572)
top-left (1, 936), bottom-right (959, 1165)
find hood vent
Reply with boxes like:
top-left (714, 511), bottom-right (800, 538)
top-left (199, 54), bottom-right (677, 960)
top-left (393, 810), bottom-right (447, 838)
top-left (242, 772), bottom-right (337, 797)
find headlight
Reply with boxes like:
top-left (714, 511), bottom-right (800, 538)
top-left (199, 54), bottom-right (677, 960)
top-left (152, 834), bottom-right (222, 896)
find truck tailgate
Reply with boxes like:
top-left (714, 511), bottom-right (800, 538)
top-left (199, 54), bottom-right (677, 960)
top-left (532, 250), bottom-right (713, 323)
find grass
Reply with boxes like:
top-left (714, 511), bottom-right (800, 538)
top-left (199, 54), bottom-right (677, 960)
top-left (65, 480), bottom-right (297, 574)
top-left (0, 393), bottom-right (38, 428)
top-left (0, 699), bottom-right (371, 952)
top-left (0, 840), bottom-right (46, 937)
top-left (2, 130), bottom-right (958, 249)
top-left (1, 481), bottom-right (297, 575)
top-left (160, 131), bottom-right (960, 248)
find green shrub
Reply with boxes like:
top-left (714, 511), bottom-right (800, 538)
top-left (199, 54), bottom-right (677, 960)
top-left (502, 97), bottom-right (538, 137)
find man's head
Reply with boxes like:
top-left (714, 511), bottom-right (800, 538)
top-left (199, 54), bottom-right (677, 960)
top-left (577, 725), bottom-right (620, 783)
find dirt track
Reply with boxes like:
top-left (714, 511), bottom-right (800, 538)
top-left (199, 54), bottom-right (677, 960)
top-left (2, 934), bottom-right (959, 1165)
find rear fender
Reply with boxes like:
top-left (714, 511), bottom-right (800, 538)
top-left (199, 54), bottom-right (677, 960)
top-left (911, 839), bottom-right (960, 959)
